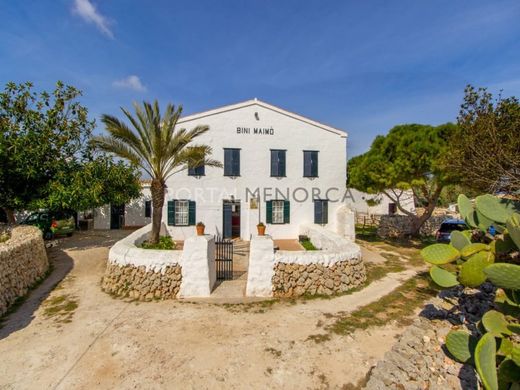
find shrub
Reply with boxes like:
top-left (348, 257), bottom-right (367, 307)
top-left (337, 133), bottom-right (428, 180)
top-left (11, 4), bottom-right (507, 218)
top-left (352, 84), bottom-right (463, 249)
top-left (140, 235), bottom-right (176, 250)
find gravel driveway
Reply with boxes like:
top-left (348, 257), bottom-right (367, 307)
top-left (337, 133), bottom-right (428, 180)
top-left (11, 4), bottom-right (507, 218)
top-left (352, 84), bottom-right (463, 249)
top-left (0, 230), bottom-right (410, 389)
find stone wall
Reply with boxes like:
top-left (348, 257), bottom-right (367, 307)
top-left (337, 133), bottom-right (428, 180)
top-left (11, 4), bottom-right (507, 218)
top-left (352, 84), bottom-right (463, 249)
top-left (272, 257), bottom-right (366, 297)
top-left (101, 263), bottom-right (182, 300)
top-left (377, 214), bottom-right (454, 238)
top-left (0, 225), bottom-right (48, 316)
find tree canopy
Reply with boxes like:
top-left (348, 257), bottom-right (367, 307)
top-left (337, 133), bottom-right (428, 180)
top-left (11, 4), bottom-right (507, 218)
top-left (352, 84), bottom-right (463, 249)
top-left (348, 123), bottom-right (456, 234)
top-left (447, 85), bottom-right (520, 194)
top-left (0, 81), bottom-right (141, 221)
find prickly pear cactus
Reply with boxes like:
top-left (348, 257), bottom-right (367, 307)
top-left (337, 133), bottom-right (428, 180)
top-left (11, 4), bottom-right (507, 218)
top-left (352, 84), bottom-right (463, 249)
top-left (421, 244), bottom-right (460, 265)
top-left (429, 265), bottom-right (458, 288)
top-left (475, 333), bottom-right (499, 390)
top-left (482, 310), bottom-right (512, 336)
top-left (484, 264), bottom-right (520, 290)
top-left (445, 330), bottom-right (476, 363)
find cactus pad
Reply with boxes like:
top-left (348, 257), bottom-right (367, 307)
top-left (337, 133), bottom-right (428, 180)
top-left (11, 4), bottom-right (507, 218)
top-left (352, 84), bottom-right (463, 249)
top-left (476, 194), bottom-right (513, 224)
top-left (498, 358), bottom-right (520, 383)
top-left (482, 310), bottom-right (512, 336)
top-left (429, 265), bottom-right (459, 288)
top-left (475, 333), bottom-right (498, 390)
top-left (458, 194), bottom-right (474, 219)
top-left (421, 244), bottom-right (460, 265)
top-left (445, 330), bottom-right (476, 364)
top-left (484, 263), bottom-right (520, 290)
top-left (450, 230), bottom-right (471, 251)
top-left (459, 252), bottom-right (493, 288)
top-left (460, 243), bottom-right (489, 258)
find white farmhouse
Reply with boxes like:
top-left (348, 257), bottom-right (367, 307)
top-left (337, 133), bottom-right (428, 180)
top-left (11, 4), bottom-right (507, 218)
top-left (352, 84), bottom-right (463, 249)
top-left (93, 99), bottom-right (354, 240)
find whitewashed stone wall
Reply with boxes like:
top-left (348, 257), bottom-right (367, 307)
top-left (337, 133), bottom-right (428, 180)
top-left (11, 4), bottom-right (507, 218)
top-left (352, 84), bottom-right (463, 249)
top-left (246, 225), bottom-right (365, 297)
top-left (0, 226), bottom-right (48, 315)
top-left (101, 225), bottom-right (216, 299)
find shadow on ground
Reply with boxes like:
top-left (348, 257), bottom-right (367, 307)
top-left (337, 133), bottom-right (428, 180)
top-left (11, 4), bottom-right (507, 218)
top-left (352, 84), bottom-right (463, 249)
top-left (0, 248), bottom-right (74, 340)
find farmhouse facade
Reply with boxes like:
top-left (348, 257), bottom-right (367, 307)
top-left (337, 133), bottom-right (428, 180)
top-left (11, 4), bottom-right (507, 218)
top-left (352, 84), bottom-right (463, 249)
top-left (92, 99), bottom-right (355, 240)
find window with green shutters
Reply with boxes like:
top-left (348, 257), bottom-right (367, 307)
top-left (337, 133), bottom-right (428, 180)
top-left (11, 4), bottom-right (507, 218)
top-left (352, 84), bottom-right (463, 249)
top-left (270, 150), bottom-right (286, 177)
top-left (314, 199), bottom-right (328, 224)
top-left (266, 200), bottom-right (290, 224)
top-left (167, 200), bottom-right (196, 226)
top-left (224, 148), bottom-right (240, 176)
top-left (304, 151), bottom-right (318, 177)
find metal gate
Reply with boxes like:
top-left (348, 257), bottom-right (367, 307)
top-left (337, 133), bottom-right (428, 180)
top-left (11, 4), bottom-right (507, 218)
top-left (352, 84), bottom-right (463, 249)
top-left (215, 235), bottom-right (233, 280)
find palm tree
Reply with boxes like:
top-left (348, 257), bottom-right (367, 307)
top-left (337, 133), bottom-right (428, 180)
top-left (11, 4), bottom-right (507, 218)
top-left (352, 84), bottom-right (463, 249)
top-left (92, 100), bottom-right (221, 244)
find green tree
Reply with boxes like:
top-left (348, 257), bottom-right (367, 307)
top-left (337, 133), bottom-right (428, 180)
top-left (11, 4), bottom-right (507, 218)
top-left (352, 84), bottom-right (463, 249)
top-left (348, 123), bottom-right (456, 235)
top-left (0, 81), bottom-right (141, 222)
top-left (92, 101), bottom-right (221, 244)
top-left (448, 85), bottom-right (520, 193)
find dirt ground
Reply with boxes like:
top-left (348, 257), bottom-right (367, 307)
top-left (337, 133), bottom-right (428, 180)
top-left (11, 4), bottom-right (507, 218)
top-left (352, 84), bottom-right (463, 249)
top-left (0, 231), bottom-right (414, 390)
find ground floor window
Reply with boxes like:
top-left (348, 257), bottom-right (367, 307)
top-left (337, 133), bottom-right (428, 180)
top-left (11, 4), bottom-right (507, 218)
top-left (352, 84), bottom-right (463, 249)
top-left (266, 200), bottom-right (290, 224)
top-left (314, 199), bottom-right (328, 224)
top-left (167, 200), bottom-right (196, 226)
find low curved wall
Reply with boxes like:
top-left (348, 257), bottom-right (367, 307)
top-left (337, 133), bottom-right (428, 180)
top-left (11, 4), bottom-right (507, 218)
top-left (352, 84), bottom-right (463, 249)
top-left (101, 225), bottom-right (216, 300)
top-left (0, 226), bottom-right (48, 315)
top-left (101, 226), bottom-right (183, 300)
top-left (247, 225), bottom-right (366, 297)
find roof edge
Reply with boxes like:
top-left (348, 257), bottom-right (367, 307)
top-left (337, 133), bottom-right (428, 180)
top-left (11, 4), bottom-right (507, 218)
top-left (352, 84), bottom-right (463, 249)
top-left (177, 98), bottom-right (348, 138)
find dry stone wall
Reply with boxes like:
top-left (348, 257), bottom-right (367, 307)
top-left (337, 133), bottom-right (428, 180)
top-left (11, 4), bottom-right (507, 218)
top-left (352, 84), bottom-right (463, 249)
top-left (377, 214), bottom-right (453, 238)
top-left (101, 263), bottom-right (182, 300)
top-left (0, 225), bottom-right (48, 316)
top-left (272, 258), bottom-right (366, 297)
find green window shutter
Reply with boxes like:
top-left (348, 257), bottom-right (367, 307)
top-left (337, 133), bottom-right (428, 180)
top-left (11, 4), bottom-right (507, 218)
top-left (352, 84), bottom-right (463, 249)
top-left (266, 200), bottom-right (272, 224)
top-left (188, 201), bottom-right (196, 225)
top-left (167, 201), bottom-right (175, 226)
top-left (311, 152), bottom-right (318, 177)
top-left (322, 200), bottom-right (328, 224)
top-left (283, 200), bottom-right (290, 224)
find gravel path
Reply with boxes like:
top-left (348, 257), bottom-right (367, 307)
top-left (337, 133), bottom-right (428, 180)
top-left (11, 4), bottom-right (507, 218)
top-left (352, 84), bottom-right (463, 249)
top-left (1, 231), bottom-right (418, 389)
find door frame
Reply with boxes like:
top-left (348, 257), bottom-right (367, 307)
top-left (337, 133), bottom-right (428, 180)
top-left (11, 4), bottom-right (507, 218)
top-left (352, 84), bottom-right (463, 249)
top-left (222, 199), bottom-right (241, 239)
top-left (110, 204), bottom-right (125, 229)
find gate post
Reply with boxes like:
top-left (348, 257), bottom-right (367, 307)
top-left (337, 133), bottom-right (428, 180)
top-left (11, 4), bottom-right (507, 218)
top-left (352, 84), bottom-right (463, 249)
top-left (178, 235), bottom-right (216, 297)
top-left (246, 235), bottom-right (275, 297)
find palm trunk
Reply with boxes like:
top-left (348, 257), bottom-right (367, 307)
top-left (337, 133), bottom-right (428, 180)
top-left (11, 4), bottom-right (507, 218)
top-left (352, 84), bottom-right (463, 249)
top-left (150, 179), bottom-right (165, 244)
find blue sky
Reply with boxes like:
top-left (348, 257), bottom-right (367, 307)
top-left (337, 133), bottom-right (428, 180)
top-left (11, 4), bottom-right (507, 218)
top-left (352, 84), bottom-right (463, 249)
top-left (1, 0), bottom-right (520, 157)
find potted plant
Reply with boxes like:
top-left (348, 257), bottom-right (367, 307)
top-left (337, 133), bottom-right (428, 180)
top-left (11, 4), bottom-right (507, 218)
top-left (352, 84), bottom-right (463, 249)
top-left (257, 222), bottom-right (266, 236)
top-left (196, 221), bottom-right (205, 236)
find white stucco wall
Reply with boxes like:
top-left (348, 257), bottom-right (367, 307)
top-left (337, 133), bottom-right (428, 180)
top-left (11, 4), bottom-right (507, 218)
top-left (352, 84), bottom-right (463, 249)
top-left (161, 100), bottom-right (348, 241)
top-left (94, 205), bottom-right (111, 230)
top-left (124, 185), bottom-right (152, 227)
top-left (345, 188), bottom-right (416, 216)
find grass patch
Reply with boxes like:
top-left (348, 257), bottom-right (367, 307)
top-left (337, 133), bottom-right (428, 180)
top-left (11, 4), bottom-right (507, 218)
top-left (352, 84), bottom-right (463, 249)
top-left (139, 235), bottom-right (176, 250)
top-left (0, 264), bottom-right (54, 328)
top-left (306, 333), bottom-right (331, 343)
top-left (328, 272), bottom-right (439, 335)
top-left (300, 239), bottom-right (318, 251)
top-left (43, 294), bottom-right (78, 323)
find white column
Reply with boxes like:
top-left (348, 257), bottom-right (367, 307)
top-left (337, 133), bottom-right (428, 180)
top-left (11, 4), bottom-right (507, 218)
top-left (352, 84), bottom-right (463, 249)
top-left (178, 235), bottom-right (216, 297)
top-left (246, 235), bottom-right (275, 297)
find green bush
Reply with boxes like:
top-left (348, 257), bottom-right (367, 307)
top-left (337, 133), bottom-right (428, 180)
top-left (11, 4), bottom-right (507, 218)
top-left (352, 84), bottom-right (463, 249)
top-left (300, 239), bottom-right (318, 251)
top-left (421, 194), bottom-right (520, 390)
top-left (140, 235), bottom-right (176, 250)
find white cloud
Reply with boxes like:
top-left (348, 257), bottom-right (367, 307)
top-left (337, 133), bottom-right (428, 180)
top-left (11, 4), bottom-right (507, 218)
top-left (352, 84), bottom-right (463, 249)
top-left (112, 75), bottom-right (147, 92)
top-left (72, 0), bottom-right (114, 38)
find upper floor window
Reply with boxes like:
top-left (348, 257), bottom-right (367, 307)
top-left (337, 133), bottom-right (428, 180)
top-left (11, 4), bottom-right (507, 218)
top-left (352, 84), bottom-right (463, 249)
top-left (188, 164), bottom-right (205, 176)
top-left (224, 148), bottom-right (240, 176)
top-left (270, 150), bottom-right (286, 177)
top-left (314, 199), bottom-right (328, 225)
top-left (304, 151), bottom-right (318, 177)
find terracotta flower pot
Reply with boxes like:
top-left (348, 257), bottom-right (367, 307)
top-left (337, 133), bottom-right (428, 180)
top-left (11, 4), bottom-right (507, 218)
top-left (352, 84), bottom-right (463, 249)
top-left (257, 224), bottom-right (266, 236)
top-left (196, 225), bottom-right (205, 236)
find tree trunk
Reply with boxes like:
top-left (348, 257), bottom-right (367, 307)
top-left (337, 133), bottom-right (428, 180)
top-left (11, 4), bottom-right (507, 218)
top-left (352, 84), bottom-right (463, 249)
top-left (4, 208), bottom-right (16, 224)
top-left (150, 179), bottom-right (165, 244)
top-left (408, 186), bottom-right (444, 237)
